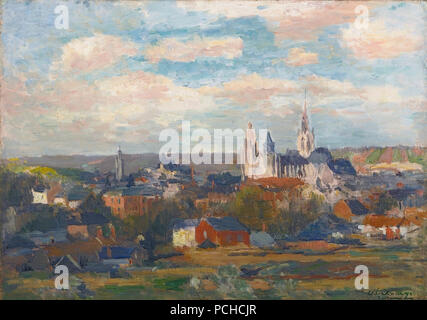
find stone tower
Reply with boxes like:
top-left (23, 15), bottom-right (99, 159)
top-left (115, 146), bottom-right (124, 181)
top-left (241, 122), bottom-right (280, 179)
top-left (297, 90), bottom-right (315, 158)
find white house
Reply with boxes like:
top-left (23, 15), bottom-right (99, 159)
top-left (32, 186), bottom-right (48, 204)
top-left (172, 219), bottom-right (199, 248)
top-left (54, 192), bottom-right (67, 206)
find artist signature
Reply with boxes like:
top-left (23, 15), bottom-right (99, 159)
top-left (368, 289), bottom-right (415, 300)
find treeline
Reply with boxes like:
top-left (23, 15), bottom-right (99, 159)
top-left (0, 166), bottom-right (36, 212)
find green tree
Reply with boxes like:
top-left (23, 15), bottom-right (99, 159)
top-left (0, 166), bottom-right (36, 211)
top-left (228, 186), bottom-right (275, 231)
top-left (269, 193), bottom-right (326, 238)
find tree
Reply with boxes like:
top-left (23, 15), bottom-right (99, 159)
top-left (268, 193), bottom-right (326, 239)
top-left (373, 193), bottom-right (398, 214)
top-left (79, 192), bottom-right (111, 217)
top-left (228, 186), bottom-right (275, 231)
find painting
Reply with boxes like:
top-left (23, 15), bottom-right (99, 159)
top-left (0, 0), bottom-right (426, 302)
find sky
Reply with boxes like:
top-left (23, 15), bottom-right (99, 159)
top-left (1, 0), bottom-right (425, 157)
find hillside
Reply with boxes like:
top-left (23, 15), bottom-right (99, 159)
top-left (331, 146), bottom-right (426, 173)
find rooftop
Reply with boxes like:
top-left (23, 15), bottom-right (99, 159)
top-left (204, 216), bottom-right (249, 232)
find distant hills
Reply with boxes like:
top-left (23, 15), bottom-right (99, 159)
top-left (4, 146), bottom-right (426, 175)
top-left (331, 146), bottom-right (426, 173)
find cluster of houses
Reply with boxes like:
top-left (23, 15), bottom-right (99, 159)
top-left (332, 198), bottom-right (426, 241)
top-left (173, 217), bottom-right (250, 248)
top-left (172, 216), bottom-right (277, 249)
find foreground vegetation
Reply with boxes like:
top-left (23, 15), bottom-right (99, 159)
top-left (2, 242), bottom-right (425, 300)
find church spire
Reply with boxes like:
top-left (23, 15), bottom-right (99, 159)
top-left (301, 89), bottom-right (310, 132)
top-left (297, 89), bottom-right (315, 158)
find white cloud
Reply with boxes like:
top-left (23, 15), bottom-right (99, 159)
top-left (341, 20), bottom-right (422, 59)
top-left (51, 33), bottom-right (138, 74)
top-left (144, 36), bottom-right (243, 63)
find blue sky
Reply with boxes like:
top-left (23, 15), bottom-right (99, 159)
top-left (1, 0), bottom-right (425, 157)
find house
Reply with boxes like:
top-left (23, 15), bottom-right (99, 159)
top-left (298, 214), bottom-right (356, 241)
top-left (45, 237), bottom-right (117, 271)
top-left (99, 246), bottom-right (147, 267)
top-left (32, 185), bottom-right (48, 204)
top-left (172, 219), bottom-right (200, 248)
top-left (25, 229), bottom-right (68, 246)
top-left (67, 187), bottom-right (90, 209)
top-left (195, 217), bottom-right (250, 247)
top-left (358, 212), bottom-right (425, 240)
top-left (53, 254), bottom-right (82, 273)
top-left (103, 186), bottom-right (161, 219)
top-left (53, 191), bottom-right (67, 206)
top-left (333, 199), bottom-right (369, 222)
top-left (66, 212), bottom-right (109, 240)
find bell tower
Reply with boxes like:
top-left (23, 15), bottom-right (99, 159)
top-left (297, 90), bottom-right (315, 158)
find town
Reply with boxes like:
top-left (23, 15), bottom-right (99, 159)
top-left (1, 100), bottom-right (426, 299)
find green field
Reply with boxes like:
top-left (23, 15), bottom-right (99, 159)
top-left (3, 243), bottom-right (425, 300)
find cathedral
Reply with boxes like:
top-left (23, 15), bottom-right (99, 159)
top-left (242, 92), bottom-right (339, 190)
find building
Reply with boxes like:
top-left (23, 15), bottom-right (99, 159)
top-left (172, 219), bottom-right (200, 248)
top-left (103, 186), bottom-right (161, 219)
top-left (115, 146), bottom-right (125, 181)
top-left (241, 122), bottom-right (280, 180)
top-left (66, 212), bottom-right (109, 240)
top-left (358, 211), bottom-right (426, 240)
top-left (297, 90), bottom-right (315, 158)
top-left (99, 246), bottom-right (147, 267)
top-left (333, 199), bottom-right (369, 222)
top-left (240, 92), bottom-right (355, 186)
top-left (53, 191), bottom-right (67, 206)
top-left (32, 185), bottom-right (48, 204)
top-left (195, 217), bottom-right (250, 246)
top-left (67, 187), bottom-right (90, 209)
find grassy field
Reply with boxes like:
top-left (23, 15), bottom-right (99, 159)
top-left (2, 243), bottom-right (426, 300)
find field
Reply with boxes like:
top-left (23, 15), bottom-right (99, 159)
top-left (2, 242), bottom-right (426, 300)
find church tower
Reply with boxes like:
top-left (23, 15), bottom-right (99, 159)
top-left (115, 146), bottom-right (124, 181)
top-left (297, 90), bottom-right (315, 158)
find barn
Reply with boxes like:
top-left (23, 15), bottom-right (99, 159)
top-left (195, 217), bottom-right (250, 247)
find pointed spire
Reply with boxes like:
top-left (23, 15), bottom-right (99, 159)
top-left (301, 89), bottom-right (309, 132)
top-left (303, 88), bottom-right (307, 114)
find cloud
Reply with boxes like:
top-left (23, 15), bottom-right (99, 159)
top-left (198, 72), bottom-right (410, 119)
top-left (52, 33), bottom-right (138, 74)
top-left (341, 20), bottom-right (422, 59)
top-left (177, 1), bottom-right (374, 43)
top-left (144, 36), bottom-right (243, 63)
top-left (199, 73), bottom-right (300, 116)
top-left (282, 47), bottom-right (318, 66)
top-left (200, 73), bottom-right (299, 104)
top-left (94, 71), bottom-right (216, 115)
